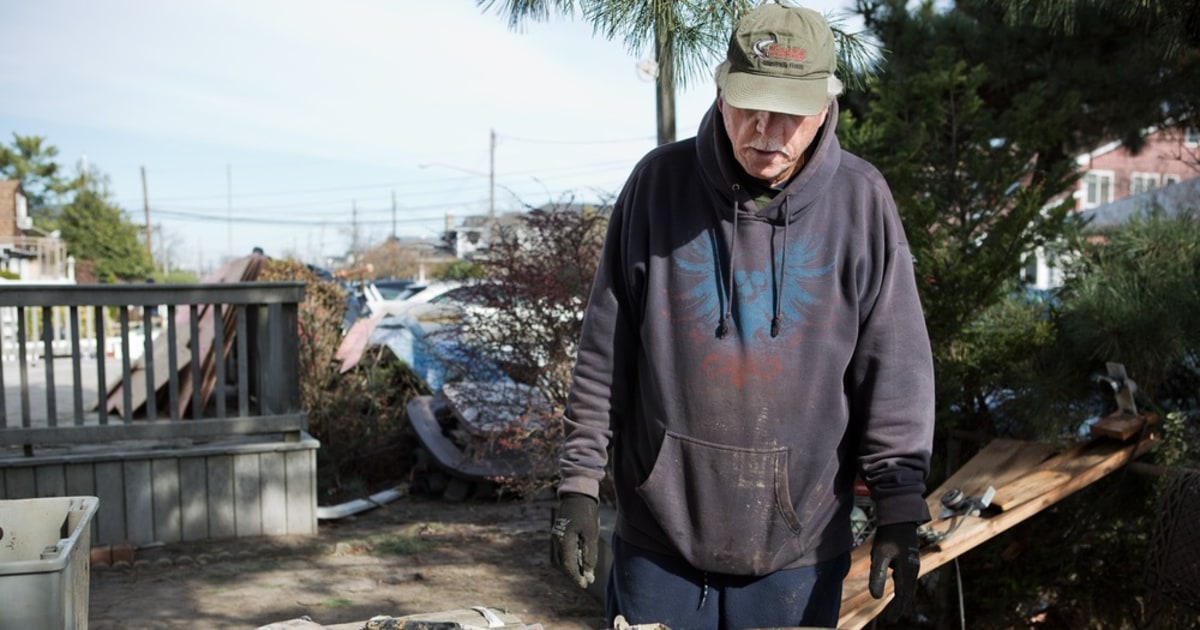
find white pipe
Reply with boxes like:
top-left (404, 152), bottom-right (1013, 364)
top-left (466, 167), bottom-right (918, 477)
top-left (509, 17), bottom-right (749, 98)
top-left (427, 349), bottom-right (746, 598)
top-left (316, 486), bottom-right (406, 521)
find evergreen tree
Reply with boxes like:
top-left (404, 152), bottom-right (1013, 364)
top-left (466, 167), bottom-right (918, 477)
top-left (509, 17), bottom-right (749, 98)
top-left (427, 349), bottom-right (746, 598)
top-left (4, 133), bottom-right (155, 282)
top-left (1053, 209), bottom-right (1200, 415)
top-left (59, 183), bottom-right (154, 283)
top-left (840, 1), bottom-right (1079, 438)
top-left (0, 133), bottom-right (76, 220)
top-left (989, 0), bottom-right (1200, 133)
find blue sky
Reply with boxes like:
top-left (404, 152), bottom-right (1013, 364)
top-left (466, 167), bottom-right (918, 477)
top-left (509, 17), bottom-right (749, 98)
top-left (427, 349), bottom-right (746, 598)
top-left (2, 0), bottom-right (854, 271)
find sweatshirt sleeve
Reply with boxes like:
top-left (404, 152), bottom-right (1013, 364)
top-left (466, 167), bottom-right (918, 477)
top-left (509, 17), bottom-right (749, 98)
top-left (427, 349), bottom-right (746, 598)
top-left (558, 193), bottom-right (639, 500)
top-left (851, 200), bottom-right (936, 526)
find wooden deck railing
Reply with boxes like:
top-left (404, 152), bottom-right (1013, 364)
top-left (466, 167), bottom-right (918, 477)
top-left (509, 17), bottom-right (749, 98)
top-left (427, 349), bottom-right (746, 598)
top-left (0, 282), bottom-right (307, 453)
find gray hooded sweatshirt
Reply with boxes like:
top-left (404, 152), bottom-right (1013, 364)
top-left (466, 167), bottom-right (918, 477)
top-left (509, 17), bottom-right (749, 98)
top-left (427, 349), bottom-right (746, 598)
top-left (559, 100), bottom-right (935, 576)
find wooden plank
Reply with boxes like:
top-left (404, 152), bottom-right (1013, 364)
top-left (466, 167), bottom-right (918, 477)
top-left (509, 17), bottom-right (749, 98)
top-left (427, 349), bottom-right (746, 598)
top-left (284, 449), bottom-right (316, 535)
top-left (207, 455), bottom-right (236, 539)
top-left (990, 469), bottom-right (1071, 512)
top-left (929, 438), bottom-right (1057, 502)
top-left (844, 439), bottom-right (1056, 583)
top-left (35, 464), bottom-right (66, 496)
top-left (123, 459), bottom-right (155, 545)
top-left (180, 457), bottom-right (209, 541)
top-left (152, 458), bottom-right (182, 544)
top-left (233, 453), bottom-right (262, 537)
top-left (94, 461), bottom-right (126, 546)
top-left (1089, 412), bottom-right (1157, 441)
top-left (0, 281), bottom-right (304, 308)
top-left (4, 466), bottom-right (35, 498)
top-left (65, 462), bottom-right (99, 548)
top-left (104, 322), bottom-right (194, 419)
top-left (838, 436), bottom-right (1152, 629)
top-left (2, 413), bottom-right (308, 446)
top-left (64, 462), bottom-right (94, 497)
top-left (916, 440), bottom-right (1139, 574)
top-left (259, 451), bottom-right (287, 536)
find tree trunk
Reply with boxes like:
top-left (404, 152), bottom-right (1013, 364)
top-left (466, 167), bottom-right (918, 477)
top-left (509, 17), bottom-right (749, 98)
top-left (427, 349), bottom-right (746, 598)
top-left (654, 10), bottom-right (676, 145)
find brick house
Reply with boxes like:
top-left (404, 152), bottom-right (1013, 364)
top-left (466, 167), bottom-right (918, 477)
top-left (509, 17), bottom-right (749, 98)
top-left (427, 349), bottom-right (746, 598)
top-left (1074, 126), bottom-right (1199, 211)
top-left (0, 180), bottom-right (27, 238)
top-left (0, 179), bottom-right (71, 282)
top-left (1024, 125), bottom-right (1200, 289)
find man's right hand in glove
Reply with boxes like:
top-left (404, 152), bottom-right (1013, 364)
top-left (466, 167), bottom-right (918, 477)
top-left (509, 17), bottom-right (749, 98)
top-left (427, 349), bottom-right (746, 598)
top-left (551, 493), bottom-right (599, 588)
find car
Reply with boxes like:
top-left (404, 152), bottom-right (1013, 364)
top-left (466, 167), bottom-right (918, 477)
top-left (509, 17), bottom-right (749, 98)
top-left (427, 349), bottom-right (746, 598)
top-left (370, 279), bottom-right (419, 301)
top-left (364, 280), bottom-right (466, 319)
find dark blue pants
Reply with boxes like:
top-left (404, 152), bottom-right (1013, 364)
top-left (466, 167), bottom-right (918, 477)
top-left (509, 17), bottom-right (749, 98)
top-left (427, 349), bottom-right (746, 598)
top-left (606, 535), bottom-right (849, 630)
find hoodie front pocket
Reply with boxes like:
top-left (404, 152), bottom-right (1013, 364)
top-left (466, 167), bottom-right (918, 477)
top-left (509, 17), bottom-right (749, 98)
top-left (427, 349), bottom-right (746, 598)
top-left (637, 431), bottom-right (802, 576)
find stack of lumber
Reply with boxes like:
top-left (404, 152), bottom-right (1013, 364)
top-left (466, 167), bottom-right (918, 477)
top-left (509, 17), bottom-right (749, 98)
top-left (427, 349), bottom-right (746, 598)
top-left (838, 414), bottom-right (1156, 629)
top-left (103, 254), bottom-right (267, 419)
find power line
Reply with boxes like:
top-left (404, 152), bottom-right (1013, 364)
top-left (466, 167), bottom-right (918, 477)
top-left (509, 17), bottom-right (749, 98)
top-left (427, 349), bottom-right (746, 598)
top-left (150, 207), bottom-right (449, 227)
top-left (117, 158), bottom-right (638, 207)
top-left (499, 132), bottom-right (656, 146)
top-left (126, 160), bottom-right (633, 215)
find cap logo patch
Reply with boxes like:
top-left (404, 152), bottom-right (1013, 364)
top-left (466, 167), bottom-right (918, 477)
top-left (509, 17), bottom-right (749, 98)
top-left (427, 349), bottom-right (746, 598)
top-left (752, 37), bottom-right (807, 62)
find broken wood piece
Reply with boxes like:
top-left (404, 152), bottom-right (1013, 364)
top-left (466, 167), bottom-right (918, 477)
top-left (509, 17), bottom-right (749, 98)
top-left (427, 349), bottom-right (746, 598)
top-left (1089, 411), bottom-right (1158, 441)
top-left (837, 433), bottom-right (1156, 630)
top-left (335, 312), bottom-right (384, 373)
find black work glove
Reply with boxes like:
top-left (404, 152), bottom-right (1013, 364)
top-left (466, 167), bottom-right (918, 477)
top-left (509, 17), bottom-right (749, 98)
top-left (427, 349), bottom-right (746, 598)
top-left (551, 493), bottom-right (599, 588)
top-left (869, 521), bottom-right (921, 623)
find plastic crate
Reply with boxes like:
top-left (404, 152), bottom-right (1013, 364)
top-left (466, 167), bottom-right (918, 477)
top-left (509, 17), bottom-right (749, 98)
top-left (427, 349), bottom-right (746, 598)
top-left (0, 496), bottom-right (100, 630)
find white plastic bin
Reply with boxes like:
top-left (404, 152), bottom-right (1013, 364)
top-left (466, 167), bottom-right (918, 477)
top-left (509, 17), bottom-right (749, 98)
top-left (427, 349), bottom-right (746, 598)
top-left (0, 496), bottom-right (100, 630)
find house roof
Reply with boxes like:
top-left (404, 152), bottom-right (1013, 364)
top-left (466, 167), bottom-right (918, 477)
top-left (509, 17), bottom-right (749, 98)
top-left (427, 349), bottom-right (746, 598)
top-left (1080, 176), bottom-right (1200, 228)
top-left (1072, 123), bottom-right (1195, 166)
top-left (1076, 138), bottom-right (1126, 166)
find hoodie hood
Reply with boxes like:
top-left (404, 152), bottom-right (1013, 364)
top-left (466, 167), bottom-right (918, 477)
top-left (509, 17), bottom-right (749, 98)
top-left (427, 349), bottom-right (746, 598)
top-left (695, 97), bottom-right (845, 338)
top-left (697, 98), bottom-right (843, 224)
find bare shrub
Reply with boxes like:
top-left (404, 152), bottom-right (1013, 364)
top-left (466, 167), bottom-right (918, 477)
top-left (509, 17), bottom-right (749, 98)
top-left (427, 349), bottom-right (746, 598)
top-left (429, 200), bottom-right (610, 498)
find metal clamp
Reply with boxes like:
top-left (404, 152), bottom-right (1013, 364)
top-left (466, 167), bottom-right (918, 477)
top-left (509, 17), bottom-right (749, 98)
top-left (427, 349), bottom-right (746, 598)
top-left (918, 485), bottom-right (996, 546)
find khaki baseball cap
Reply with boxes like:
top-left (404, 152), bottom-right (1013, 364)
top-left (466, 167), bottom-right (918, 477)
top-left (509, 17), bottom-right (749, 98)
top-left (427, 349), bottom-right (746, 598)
top-left (717, 3), bottom-right (836, 116)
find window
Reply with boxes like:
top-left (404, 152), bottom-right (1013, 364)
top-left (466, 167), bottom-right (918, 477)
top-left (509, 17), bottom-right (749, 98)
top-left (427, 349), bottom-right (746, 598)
top-left (1081, 171), bottom-right (1113, 208)
top-left (1186, 128), bottom-right (1199, 147)
top-left (1130, 172), bottom-right (1160, 195)
top-left (1165, 174), bottom-right (1182, 186)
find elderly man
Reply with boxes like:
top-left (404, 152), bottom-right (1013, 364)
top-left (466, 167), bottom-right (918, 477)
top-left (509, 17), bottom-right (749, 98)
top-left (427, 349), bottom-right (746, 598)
top-left (551, 3), bottom-right (935, 628)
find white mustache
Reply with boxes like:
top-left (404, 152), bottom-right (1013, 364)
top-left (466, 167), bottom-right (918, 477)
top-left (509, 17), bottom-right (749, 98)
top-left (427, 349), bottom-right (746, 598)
top-left (746, 141), bottom-right (792, 158)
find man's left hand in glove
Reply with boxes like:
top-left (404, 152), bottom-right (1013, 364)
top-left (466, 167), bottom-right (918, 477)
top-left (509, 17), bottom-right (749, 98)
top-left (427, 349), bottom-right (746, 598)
top-left (868, 521), bottom-right (920, 623)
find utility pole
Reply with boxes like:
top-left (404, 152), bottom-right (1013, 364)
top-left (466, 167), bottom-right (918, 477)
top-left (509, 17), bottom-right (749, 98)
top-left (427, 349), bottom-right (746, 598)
top-left (156, 223), bottom-right (168, 274)
top-left (391, 190), bottom-right (397, 239)
top-left (226, 164), bottom-right (233, 257)
top-left (351, 199), bottom-right (359, 260)
top-left (140, 166), bottom-right (153, 259)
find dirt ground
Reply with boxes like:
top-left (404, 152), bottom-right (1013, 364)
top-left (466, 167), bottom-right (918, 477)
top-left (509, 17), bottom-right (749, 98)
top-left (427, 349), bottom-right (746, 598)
top-left (87, 494), bottom-right (606, 630)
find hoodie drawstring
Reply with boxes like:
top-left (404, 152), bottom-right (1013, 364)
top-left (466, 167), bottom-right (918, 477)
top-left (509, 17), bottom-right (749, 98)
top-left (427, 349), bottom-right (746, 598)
top-left (716, 185), bottom-right (740, 339)
top-left (718, 185), bottom-right (792, 339)
top-left (771, 202), bottom-right (790, 338)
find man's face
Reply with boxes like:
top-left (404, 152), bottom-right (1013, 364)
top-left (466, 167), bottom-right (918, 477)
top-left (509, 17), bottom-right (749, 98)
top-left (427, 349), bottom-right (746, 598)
top-left (718, 95), bottom-right (829, 187)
